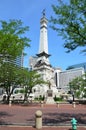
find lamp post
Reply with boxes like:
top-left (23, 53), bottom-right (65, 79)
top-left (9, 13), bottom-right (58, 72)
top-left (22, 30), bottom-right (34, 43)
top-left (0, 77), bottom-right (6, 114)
top-left (72, 91), bottom-right (76, 108)
top-left (72, 91), bottom-right (75, 102)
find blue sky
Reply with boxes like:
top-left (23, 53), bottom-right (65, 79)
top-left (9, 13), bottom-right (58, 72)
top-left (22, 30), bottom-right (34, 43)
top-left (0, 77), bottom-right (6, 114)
top-left (0, 0), bottom-right (85, 70)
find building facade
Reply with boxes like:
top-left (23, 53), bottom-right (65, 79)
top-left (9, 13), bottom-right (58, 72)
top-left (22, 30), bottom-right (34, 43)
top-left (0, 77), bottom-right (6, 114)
top-left (58, 67), bottom-right (84, 92)
top-left (66, 62), bottom-right (86, 72)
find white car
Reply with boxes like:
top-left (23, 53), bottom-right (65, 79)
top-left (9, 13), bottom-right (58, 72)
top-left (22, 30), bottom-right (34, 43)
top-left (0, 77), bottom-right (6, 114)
top-left (10, 93), bottom-right (25, 101)
top-left (3, 88), bottom-right (25, 101)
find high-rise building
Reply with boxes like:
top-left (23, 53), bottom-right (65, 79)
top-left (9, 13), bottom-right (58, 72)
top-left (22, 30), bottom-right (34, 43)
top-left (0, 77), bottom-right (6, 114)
top-left (66, 62), bottom-right (86, 72)
top-left (59, 67), bottom-right (84, 91)
top-left (14, 53), bottom-right (24, 67)
top-left (0, 52), bottom-right (23, 67)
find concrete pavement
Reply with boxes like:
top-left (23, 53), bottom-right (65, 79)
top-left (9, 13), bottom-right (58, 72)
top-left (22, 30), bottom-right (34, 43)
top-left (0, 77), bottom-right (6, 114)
top-left (0, 126), bottom-right (86, 130)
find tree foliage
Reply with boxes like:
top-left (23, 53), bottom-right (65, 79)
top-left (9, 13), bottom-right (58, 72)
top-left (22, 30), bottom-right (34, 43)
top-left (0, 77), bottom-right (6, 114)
top-left (0, 19), bottom-right (30, 62)
top-left (0, 63), bottom-right (21, 103)
top-left (27, 70), bottom-right (46, 93)
top-left (0, 63), bottom-right (46, 103)
top-left (69, 73), bottom-right (86, 98)
top-left (0, 19), bottom-right (31, 103)
top-left (50, 0), bottom-right (86, 54)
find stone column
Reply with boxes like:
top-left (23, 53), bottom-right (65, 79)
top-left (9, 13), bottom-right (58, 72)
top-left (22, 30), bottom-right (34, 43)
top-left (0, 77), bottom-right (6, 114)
top-left (72, 102), bottom-right (76, 108)
top-left (9, 100), bottom-right (12, 107)
top-left (35, 110), bottom-right (42, 129)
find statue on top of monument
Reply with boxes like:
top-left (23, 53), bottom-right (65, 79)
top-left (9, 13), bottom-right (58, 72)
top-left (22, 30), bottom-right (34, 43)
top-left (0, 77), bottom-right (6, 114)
top-left (42, 9), bottom-right (46, 17)
top-left (48, 81), bottom-right (51, 89)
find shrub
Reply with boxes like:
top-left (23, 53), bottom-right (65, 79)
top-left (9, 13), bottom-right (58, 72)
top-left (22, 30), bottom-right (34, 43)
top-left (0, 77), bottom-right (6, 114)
top-left (54, 96), bottom-right (63, 102)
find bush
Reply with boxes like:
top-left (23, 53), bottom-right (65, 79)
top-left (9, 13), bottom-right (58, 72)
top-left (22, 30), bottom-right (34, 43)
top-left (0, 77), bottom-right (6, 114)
top-left (54, 96), bottom-right (63, 102)
top-left (35, 95), bottom-right (45, 101)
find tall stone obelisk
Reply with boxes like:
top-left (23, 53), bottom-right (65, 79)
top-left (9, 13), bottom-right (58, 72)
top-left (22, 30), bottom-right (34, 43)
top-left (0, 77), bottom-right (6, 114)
top-left (30, 10), bottom-right (57, 99)
top-left (39, 10), bottom-right (49, 57)
top-left (34, 10), bottom-right (55, 83)
top-left (35, 9), bottom-right (51, 68)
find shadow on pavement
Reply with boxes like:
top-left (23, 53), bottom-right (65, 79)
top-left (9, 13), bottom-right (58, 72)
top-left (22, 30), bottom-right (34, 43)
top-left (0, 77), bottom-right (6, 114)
top-left (0, 111), bottom-right (13, 125)
top-left (43, 113), bottom-right (86, 125)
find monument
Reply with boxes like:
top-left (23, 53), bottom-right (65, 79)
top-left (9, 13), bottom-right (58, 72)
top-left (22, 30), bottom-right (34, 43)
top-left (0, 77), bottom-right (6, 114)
top-left (29, 10), bottom-right (85, 103)
top-left (29, 10), bottom-right (58, 100)
top-left (46, 82), bottom-right (55, 104)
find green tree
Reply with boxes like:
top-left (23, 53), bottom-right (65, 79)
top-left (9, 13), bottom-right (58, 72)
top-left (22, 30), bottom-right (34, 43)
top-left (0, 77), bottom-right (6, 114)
top-left (0, 64), bottom-right (46, 103)
top-left (13, 69), bottom-right (47, 101)
top-left (0, 19), bottom-right (30, 63)
top-left (0, 64), bottom-right (29, 103)
top-left (0, 63), bottom-right (21, 103)
top-left (23, 70), bottom-right (47, 101)
top-left (50, 0), bottom-right (86, 54)
top-left (69, 73), bottom-right (86, 98)
top-left (0, 19), bottom-right (30, 103)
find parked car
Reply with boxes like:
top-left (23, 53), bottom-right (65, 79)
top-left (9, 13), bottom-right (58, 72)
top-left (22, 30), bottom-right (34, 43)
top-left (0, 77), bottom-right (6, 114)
top-left (2, 88), bottom-right (25, 101)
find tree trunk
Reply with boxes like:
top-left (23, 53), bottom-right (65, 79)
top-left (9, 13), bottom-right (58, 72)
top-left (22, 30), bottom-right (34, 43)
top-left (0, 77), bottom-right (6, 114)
top-left (7, 95), bottom-right (11, 104)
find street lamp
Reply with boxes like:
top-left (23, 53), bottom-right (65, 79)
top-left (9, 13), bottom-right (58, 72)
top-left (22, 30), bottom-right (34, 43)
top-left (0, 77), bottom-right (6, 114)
top-left (72, 91), bottom-right (75, 102)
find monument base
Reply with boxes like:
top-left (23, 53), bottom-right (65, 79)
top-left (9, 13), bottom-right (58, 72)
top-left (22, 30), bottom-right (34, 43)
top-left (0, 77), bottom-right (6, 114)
top-left (45, 89), bottom-right (56, 104)
top-left (46, 97), bottom-right (55, 104)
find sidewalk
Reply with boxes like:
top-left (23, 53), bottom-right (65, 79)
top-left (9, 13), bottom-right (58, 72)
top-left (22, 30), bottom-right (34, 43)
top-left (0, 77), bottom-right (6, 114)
top-left (0, 126), bottom-right (86, 130)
